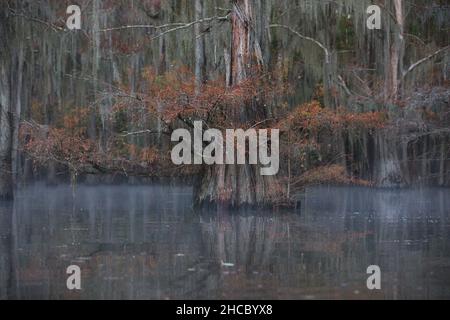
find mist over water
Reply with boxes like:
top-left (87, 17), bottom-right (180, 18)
top-left (1, 184), bottom-right (449, 300)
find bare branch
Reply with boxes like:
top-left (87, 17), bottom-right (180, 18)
top-left (269, 24), bottom-right (330, 63)
top-left (150, 15), bottom-right (230, 41)
top-left (7, 7), bottom-right (64, 32)
top-left (99, 15), bottom-right (230, 40)
top-left (99, 22), bottom-right (186, 33)
top-left (402, 46), bottom-right (450, 80)
top-left (336, 75), bottom-right (352, 96)
top-left (119, 130), bottom-right (170, 137)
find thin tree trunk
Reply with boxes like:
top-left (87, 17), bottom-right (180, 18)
top-left (12, 40), bottom-right (24, 188)
top-left (439, 138), bottom-right (446, 186)
top-left (386, 0), bottom-right (405, 101)
top-left (0, 63), bottom-right (14, 200)
top-left (88, 0), bottom-right (100, 142)
top-left (194, 0), bottom-right (206, 91)
top-left (421, 137), bottom-right (428, 182)
top-left (287, 130), bottom-right (291, 199)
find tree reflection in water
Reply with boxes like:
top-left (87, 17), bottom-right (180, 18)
top-left (0, 184), bottom-right (449, 300)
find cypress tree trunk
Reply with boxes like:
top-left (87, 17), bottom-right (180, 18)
top-left (194, 0), bottom-right (279, 209)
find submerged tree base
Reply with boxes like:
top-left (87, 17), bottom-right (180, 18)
top-left (193, 163), bottom-right (285, 210)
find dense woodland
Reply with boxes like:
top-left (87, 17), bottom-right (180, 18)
top-left (0, 0), bottom-right (449, 208)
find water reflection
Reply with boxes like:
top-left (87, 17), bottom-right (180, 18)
top-left (0, 184), bottom-right (449, 299)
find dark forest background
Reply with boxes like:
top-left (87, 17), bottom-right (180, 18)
top-left (0, 0), bottom-right (449, 208)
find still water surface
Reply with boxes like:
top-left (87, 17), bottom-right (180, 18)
top-left (1, 184), bottom-right (449, 299)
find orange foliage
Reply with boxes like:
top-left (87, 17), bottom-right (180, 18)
top-left (20, 124), bottom-right (97, 169)
top-left (295, 165), bottom-right (372, 187)
top-left (280, 101), bottom-right (386, 132)
top-left (62, 108), bottom-right (90, 134)
top-left (21, 65), bottom-right (384, 184)
top-left (115, 66), bottom-right (289, 128)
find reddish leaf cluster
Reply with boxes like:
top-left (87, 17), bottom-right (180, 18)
top-left (280, 101), bottom-right (387, 132)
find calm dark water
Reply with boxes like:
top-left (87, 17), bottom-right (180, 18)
top-left (1, 184), bottom-right (449, 300)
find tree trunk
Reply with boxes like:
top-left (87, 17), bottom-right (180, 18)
top-left (194, 0), bottom-right (279, 209)
top-left (439, 137), bottom-right (446, 186)
top-left (0, 62), bottom-right (14, 200)
top-left (1, 10), bottom-right (19, 199)
top-left (12, 40), bottom-right (24, 188)
top-left (385, 0), bottom-right (405, 101)
top-left (194, 0), bottom-right (206, 90)
top-left (375, 130), bottom-right (404, 187)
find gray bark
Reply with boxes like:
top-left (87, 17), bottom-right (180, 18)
top-left (12, 41), bottom-right (24, 187)
top-left (0, 63), bottom-right (13, 200)
top-left (194, 0), bottom-right (206, 90)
